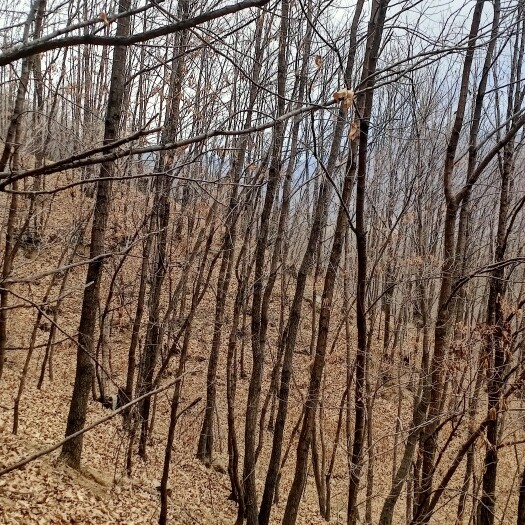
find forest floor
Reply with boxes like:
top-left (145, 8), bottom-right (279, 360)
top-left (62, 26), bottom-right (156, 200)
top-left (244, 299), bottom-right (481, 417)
top-left (0, 177), bottom-right (524, 524)
top-left (0, 319), bottom-right (350, 524)
top-left (0, 342), bottom-right (407, 525)
top-left (3, 329), bottom-right (523, 525)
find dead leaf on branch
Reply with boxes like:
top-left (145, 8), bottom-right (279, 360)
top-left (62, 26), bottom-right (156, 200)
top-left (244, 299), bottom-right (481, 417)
top-left (98, 12), bottom-right (111, 27)
top-left (349, 120), bottom-right (359, 142)
top-left (333, 88), bottom-right (354, 110)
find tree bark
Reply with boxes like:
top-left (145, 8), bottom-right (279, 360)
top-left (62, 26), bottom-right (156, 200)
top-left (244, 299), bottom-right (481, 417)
top-left (242, 3), bottom-right (289, 523)
top-left (59, 0), bottom-right (131, 469)
top-left (347, 2), bottom-right (390, 523)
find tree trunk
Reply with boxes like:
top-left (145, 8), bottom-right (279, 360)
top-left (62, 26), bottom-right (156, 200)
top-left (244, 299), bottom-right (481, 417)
top-left (136, 0), bottom-right (190, 458)
top-left (347, 2), bottom-right (390, 523)
top-left (59, 0), bottom-right (131, 469)
top-left (258, 3), bottom-right (364, 522)
top-left (242, 3), bottom-right (289, 523)
top-left (197, 12), bottom-right (265, 465)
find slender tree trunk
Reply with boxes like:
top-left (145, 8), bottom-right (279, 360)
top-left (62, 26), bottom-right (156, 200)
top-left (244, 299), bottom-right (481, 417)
top-left (414, 2), bottom-right (486, 519)
top-left (347, 3), bottom-right (390, 524)
top-left (159, 224), bottom-right (216, 525)
top-left (123, 214), bottom-right (153, 428)
top-left (197, 13), bottom-right (265, 464)
top-left (258, 3), bottom-right (364, 522)
top-left (136, 0), bottom-right (190, 458)
top-left (13, 245), bottom-right (70, 433)
top-left (0, 0), bottom-right (39, 384)
top-left (477, 119), bottom-right (512, 525)
top-left (59, 0), bottom-right (131, 468)
top-left (279, 6), bottom-right (390, 510)
top-left (242, 3), bottom-right (289, 523)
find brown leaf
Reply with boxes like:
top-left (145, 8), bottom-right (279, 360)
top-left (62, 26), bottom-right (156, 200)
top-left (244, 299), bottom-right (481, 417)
top-left (98, 11), bottom-right (110, 27)
top-left (349, 120), bottom-right (359, 142)
top-left (333, 88), bottom-right (346, 102)
top-left (333, 88), bottom-right (354, 110)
